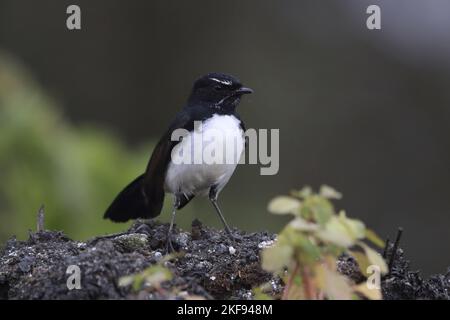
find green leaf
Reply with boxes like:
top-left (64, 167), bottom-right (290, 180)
top-left (118, 264), bottom-right (173, 292)
top-left (358, 242), bottom-right (388, 275)
top-left (316, 212), bottom-right (366, 248)
top-left (291, 232), bottom-right (321, 263)
top-left (316, 216), bottom-right (355, 247)
top-left (338, 211), bottom-right (366, 240)
top-left (132, 274), bottom-right (145, 291)
top-left (289, 217), bottom-right (319, 232)
top-left (118, 275), bottom-right (134, 287)
top-left (252, 287), bottom-right (273, 300)
top-left (302, 195), bottom-right (334, 226)
top-left (291, 186), bottom-right (312, 199)
top-left (143, 266), bottom-right (172, 286)
top-left (268, 196), bottom-right (301, 215)
top-left (365, 229), bottom-right (385, 248)
top-left (350, 250), bottom-right (372, 277)
top-left (319, 185), bottom-right (342, 199)
top-left (316, 265), bottom-right (353, 300)
top-left (262, 244), bottom-right (293, 273)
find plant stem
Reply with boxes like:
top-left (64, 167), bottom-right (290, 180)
top-left (282, 262), bottom-right (299, 300)
top-left (301, 265), bottom-right (315, 299)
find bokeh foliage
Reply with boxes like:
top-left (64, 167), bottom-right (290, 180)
top-left (0, 54), bottom-right (152, 241)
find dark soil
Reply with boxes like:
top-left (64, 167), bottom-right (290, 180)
top-left (0, 220), bottom-right (449, 300)
top-left (337, 245), bottom-right (450, 300)
top-left (0, 220), bottom-right (280, 300)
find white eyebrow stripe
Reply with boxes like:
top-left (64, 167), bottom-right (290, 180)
top-left (210, 78), bottom-right (232, 86)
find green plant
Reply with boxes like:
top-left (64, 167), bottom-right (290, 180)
top-left (118, 254), bottom-right (207, 299)
top-left (119, 256), bottom-right (174, 293)
top-left (261, 185), bottom-right (387, 300)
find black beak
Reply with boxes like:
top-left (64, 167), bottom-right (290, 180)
top-left (235, 87), bottom-right (253, 95)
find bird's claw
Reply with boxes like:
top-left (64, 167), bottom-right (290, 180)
top-left (165, 235), bottom-right (175, 254)
top-left (225, 230), bottom-right (243, 243)
top-left (135, 223), bottom-right (152, 236)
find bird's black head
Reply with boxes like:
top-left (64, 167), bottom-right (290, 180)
top-left (187, 73), bottom-right (253, 111)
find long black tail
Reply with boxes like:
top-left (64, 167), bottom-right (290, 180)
top-left (103, 174), bottom-right (164, 222)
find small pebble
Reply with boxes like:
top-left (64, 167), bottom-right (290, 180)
top-left (77, 242), bottom-right (86, 249)
top-left (154, 251), bottom-right (162, 261)
top-left (258, 240), bottom-right (275, 249)
top-left (216, 244), bottom-right (227, 254)
top-left (175, 233), bottom-right (189, 247)
top-left (229, 246), bottom-right (236, 255)
top-left (18, 256), bottom-right (35, 273)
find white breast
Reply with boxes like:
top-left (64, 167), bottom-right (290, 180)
top-left (164, 114), bottom-right (244, 197)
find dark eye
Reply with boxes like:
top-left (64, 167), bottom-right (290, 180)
top-left (213, 85), bottom-right (222, 91)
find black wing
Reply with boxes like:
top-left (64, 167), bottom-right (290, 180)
top-left (104, 109), bottom-right (195, 222)
top-left (104, 104), bottom-right (228, 222)
top-left (141, 110), bottom-right (194, 216)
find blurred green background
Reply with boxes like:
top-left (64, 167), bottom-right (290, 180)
top-left (1, 0), bottom-right (450, 275)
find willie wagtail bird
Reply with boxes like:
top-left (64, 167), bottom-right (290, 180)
top-left (104, 73), bottom-right (253, 251)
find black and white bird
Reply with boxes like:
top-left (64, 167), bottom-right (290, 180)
top-left (104, 73), bottom-right (253, 250)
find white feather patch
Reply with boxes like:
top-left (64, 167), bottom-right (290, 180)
top-left (210, 78), bottom-right (232, 86)
top-left (165, 114), bottom-right (244, 197)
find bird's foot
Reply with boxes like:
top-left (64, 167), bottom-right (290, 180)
top-left (225, 230), bottom-right (243, 244)
top-left (165, 235), bottom-right (176, 254)
top-left (134, 223), bottom-right (152, 236)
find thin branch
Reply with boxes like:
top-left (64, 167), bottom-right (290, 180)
top-left (382, 238), bottom-right (390, 258)
top-left (36, 205), bottom-right (45, 232)
top-left (388, 227), bottom-right (403, 272)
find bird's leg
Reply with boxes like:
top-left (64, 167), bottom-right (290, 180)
top-left (166, 197), bottom-right (179, 254)
top-left (210, 199), bottom-right (234, 236)
top-left (209, 187), bottom-right (235, 240)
